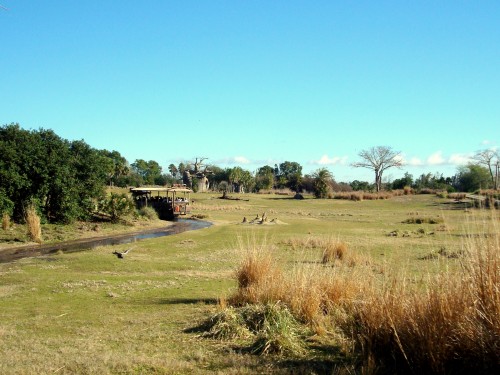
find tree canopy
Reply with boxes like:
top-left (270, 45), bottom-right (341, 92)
top-left (0, 123), bottom-right (110, 222)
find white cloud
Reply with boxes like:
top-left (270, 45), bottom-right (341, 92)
top-left (215, 156), bottom-right (251, 165)
top-left (408, 157), bottom-right (424, 166)
top-left (427, 151), bottom-right (445, 165)
top-left (448, 153), bottom-right (471, 165)
top-left (310, 154), bottom-right (348, 166)
top-left (234, 156), bottom-right (250, 164)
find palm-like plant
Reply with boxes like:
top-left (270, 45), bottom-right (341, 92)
top-left (312, 168), bottom-right (333, 198)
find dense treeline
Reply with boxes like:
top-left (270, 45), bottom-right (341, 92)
top-left (0, 124), bottom-right (112, 222)
top-left (1, 123), bottom-right (497, 224)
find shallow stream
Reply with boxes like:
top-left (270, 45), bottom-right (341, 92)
top-left (0, 219), bottom-right (212, 263)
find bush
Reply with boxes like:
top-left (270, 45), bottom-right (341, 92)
top-left (99, 193), bottom-right (135, 222)
top-left (138, 206), bottom-right (158, 220)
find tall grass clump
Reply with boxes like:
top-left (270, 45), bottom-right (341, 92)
top-left (2, 213), bottom-right (10, 230)
top-left (25, 204), bottom-right (42, 243)
top-left (349, 213), bottom-right (500, 374)
top-left (230, 236), bottom-right (369, 326)
top-left (321, 241), bottom-right (348, 263)
top-left (230, 235), bottom-right (285, 306)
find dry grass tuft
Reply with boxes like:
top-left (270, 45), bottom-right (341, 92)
top-left (322, 241), bottom-right (348, 263)
top-left (230, 235), bottom-right (369, 327)
top-left (2, 213), bottom-right (10, 230)
top-left (25, 204), bottom-right (42, 243)
top-left (230, 236), bottom-right (285, 306)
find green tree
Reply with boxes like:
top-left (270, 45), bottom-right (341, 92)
top-left (392, 172), bottom-right (414, 190)
top-left (99, 150), bottom-right (129, 187)
top-left (228, 167), bottom-right (243, 192)
top-left (0, 123), bottom-right (109, 223)
top-left (312, 168), bottom-right (333, 198)
top-left (255, 165), bottom-right (275, 191)
top-left (207, 166), bottom-right (227, 191)
top-left (276, 161), bottom-right (303, 191)
top-left (131, 159), bottom-right (162, 185)
top-left (239, 169), bottom-right (255, 193)
top-left (350, 180), bottom-right (372, 191)
top-left (168, 164), bottom-right (179, 179)
top-left (454, 164), bottom-right (492, 192)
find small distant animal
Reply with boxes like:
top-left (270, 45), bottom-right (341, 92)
top-left (112, 248), bottom-right (133, 259)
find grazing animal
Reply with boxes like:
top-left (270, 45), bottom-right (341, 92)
top-left (113, 248), bottom-right (133, 259)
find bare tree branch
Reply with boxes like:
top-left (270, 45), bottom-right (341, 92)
top-left (352, 146), bottom-right (403, 192)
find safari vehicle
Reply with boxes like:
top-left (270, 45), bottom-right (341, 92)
top-left (130, 185), bottom-right (192, 220)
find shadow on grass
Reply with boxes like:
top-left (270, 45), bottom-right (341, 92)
top-left (154, 297), bottom-right (219, 305)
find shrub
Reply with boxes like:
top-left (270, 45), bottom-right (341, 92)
top-left (25, 204), bottom-right (42, 243)
top-left (138, 206), bottom-right (158, 220)
top-left (99, 193), bottom-right (135, 222)
top-left (248, 303), bottom-right (305, 356)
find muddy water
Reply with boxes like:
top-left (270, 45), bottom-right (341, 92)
top-left (0, 219), bottom-right (211, 263)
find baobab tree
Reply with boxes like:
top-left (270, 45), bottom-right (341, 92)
top-left (352, 146), bottom-right (403, 192)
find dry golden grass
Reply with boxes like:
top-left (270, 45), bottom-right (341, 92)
top-left (1, 213), bottom-right (10, 230)
top-left (25, 204), bottom-right (42, 243)
top-left (229, 235), bottom-right (371, 327)
top-left (332, 191), bottom-right (395, 201)
top-left (221, 213), bottom-right (499, 373)
top-left (349, 213), bottom-right (500, 374)
top-left (321, 241), bottom-right (348, 263)
top-left (191, 202), bottom-right (248, 211)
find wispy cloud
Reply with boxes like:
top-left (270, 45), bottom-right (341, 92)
top-left (309, 154), bottom-right (348, 166)
top-left (403, 151), bottom-right (472, 168)
top-left (427, 151), bottom-right (445, 165)
top-left (449, 153), bottom-right (471, 165)
top-left (215, 156), bottom-right (251, 165)
top-left (407, 157), bottom-right (424, 166)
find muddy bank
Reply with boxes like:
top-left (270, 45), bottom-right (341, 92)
top-left (0, 219), bottom-right (211, 263)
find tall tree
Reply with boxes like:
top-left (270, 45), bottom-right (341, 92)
top-left (276, 161), bottom-right (303, 191)
top-left (0, 123), bottom-right (109, 222)
top-left (255, 165), bottom-right (275, 191)
top-left (168, 164), bottom-right (179, 179)
top-left (352, 146), bottom-right (403, 192)
top-left (473, 149), bottom-right (499, 190)
top-left (99, 150), bottom-right (129, 186)
top-left (131, 159), bottom-right (162, 185)
top-left (454, 164), bottom-right (492, 192)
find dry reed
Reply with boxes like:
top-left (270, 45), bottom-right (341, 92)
top-left (349, 214), bottom-right (500, 374)
top-left (321, 241), bottom-right (348, 263)
top-left (25, 204), bottom-right (42, 243)
top-left (2, 213), bottom-right (10, 230)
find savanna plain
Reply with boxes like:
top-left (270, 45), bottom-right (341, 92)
top-left (0, 192), bottom-right (498, 374)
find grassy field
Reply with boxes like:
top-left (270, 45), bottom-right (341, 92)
top-left (0, 193), bottom-right (498, 374)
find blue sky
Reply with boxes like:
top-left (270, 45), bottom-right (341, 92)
top-left (1, 1), bottom-right (499, 182)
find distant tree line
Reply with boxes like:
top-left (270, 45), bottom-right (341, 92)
top-left (1, 124), bottom-right (497, 224)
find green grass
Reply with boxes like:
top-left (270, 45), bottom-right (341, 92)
top-left (0, 193), bottom-right (497, 373)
